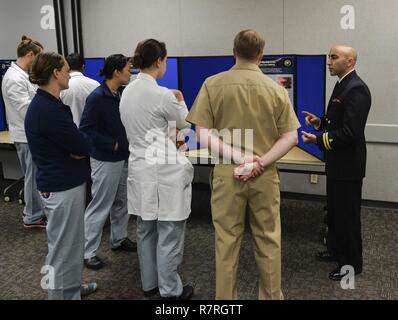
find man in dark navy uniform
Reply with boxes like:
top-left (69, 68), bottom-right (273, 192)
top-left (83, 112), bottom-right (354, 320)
top-left (301, 45), bottom-right (371, 281)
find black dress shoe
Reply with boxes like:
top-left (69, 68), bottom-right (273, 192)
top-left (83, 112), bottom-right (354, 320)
top-left (329, 266), bottom-right (362, 281)
top-left (315, 251), bottom-right (337, 262)
top-left (112, 238), bottom-right (137, 252)
top-left (328, 267), bottom-right (349, 281)
top-left (143, 287), bottom-right (159, 298)
top-left (160, 285), bottom-right (194, 300)
top-left (84, 256), bottom-right (104, 270)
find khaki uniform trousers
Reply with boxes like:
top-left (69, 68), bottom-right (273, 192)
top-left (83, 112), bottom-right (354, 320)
top-left (211, 164), bottom-right (283, 300)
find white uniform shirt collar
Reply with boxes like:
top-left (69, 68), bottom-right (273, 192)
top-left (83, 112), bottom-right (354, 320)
top-left (11, 62), bottom-right (29, 78)
top-left (137, 72), bottom-right (157, 84)
top-left (338, 69), bottom-right (355, 83)
top-left (70, 71), bottom-right (84, 77)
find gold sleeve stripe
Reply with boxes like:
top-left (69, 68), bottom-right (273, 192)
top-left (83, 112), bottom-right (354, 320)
top-left (322, 133), bottom-right (328, 150)
top-left (323, 133), bottom-right (331, 150)
top-left (325, 132), bottom-right (332, 150)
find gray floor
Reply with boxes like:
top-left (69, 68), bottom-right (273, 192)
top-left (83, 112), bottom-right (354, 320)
top-left (0, 180), bottom-right (397, 300)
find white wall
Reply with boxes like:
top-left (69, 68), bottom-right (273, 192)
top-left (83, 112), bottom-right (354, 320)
top-left (81, 0), bottom-right (182, 57)
top-left (179, 0), bottom-right (284, 55)
top-left (81, 0), bottom-right (284, 57)
top-left (0, 0), bottom-right (58, 58)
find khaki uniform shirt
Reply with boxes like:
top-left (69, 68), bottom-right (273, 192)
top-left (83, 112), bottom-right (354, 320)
top-left (186, 63), bottom-right (300, 163)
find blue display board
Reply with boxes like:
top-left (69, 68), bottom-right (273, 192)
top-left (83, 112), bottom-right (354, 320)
top-left (81, 55), bottom-right (326, 160)
top-left (179, 56), bottom-right (235, 109)
top-left (0, 97), bottom-right (6, 131)
top-left (179, 56), bottom-right (235, 149)
top-left (84, 58), bottom-right (105, 83)
top-left (260, 55), bottom-right (326, 161)
top-left (157, 57), bottom-right (178, 89)
top-left (296, 55), bottom-right (326, 161)
top-left (0, 60), bottom-right (15, 131)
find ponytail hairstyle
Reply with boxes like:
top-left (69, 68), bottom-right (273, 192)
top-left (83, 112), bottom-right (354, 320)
top-left (17, 35), bottom-right (44, 58)
top-left (132, 39), bottom-right (167, 69)
top-left (99, 54), bottom-right (130, 80)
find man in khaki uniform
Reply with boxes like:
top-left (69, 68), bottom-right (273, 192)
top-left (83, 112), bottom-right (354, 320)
top-left (186, 30), bottom-right (300, 300)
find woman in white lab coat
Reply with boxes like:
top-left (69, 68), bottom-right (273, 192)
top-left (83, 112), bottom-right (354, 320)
top-left (120, 39), bottom-right (194, 300)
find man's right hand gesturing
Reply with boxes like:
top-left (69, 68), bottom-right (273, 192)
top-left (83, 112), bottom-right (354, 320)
top-left (302, 111), bottom-right (321, 127)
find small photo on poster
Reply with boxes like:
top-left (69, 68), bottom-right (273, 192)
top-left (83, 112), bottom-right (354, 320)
top-left (269, 74), bottom-right (294, 106)
top-left (277, 76), bottom-right (292, 89)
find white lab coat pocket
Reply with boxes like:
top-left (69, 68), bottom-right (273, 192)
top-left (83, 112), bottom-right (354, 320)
top-left (183, 161), bottom-right (194, 186)
top-left (140, 181), bottom-right (159, 217)
top-left (183, 162), bottom-right (194, 214)
top-left (127, 165), bottom-right (159, 219)
top-left (157, 161), bottom-right (194, 221)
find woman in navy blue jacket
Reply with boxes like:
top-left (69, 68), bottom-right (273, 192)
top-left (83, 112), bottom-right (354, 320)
top-left (79, 54), bottom-right (136, 270)
top-left (25, 52), bottom-right (96, 300)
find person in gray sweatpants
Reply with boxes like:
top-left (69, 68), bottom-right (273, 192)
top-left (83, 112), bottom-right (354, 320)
top-left (120, 39), bottom-right (194, 300)
top-left (42, 183), bottom-right (86, 299)
top-left (136, 218), bottom-right (187, 297)
top-left (80, 54), bottom-right (136, 270)
top-left (25, 52), bottom-right (97, 299)
top-left (14, 143), bottom-right (44, 225)
top-left (83, 159), bottom-right (130, 262)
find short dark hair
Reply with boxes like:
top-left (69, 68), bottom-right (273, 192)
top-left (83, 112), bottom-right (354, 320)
top-left (17, 35), bottom-right (43, 58)
top-left (29, 52), bottom-right (65, 86)
top-left (99, 54), bottom-right (129, 80)
top-left (132, 39), bottom-right (167, 69)
top-left (66, 53), bottom-right (84, 72)
top-left (234, 30), bottom-right (265, 61)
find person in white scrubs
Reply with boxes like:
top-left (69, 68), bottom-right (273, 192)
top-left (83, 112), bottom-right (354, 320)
top-left (60, 53), bottom-right (100, 126)
top-left (120, 39), bottom-right (194, 300)
top-left (1, 35), bottom-right (45, 228)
